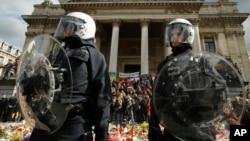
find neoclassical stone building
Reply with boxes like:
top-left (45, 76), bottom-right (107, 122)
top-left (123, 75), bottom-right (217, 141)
top-left (0, 41), bottom-right (21, 98)
top-left (22, 0), bottom-right (250, 86)
top-left (0, 40), bottom-right (21, 78)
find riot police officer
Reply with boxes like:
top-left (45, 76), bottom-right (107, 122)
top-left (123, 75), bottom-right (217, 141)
top-left (29, 12), bottom-right (112, 141)
top-left (148, 17), bottom-right (247, 141)
top-left (148, 18), bottom-right (200, 141)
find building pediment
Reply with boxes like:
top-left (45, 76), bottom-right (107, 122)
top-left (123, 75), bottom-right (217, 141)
top-left (60, 1), bottom-right (203, 13)
top-left (59, 0), bottom-right (204, 3)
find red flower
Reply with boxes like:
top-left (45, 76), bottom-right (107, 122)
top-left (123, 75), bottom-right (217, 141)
top-left (128, 126), bottom-right (134, 137)
top-left (126, 138), bottom-right (133, 141)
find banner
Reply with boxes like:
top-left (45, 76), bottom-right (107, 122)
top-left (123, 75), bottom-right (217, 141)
top-left (109, 72), bottom-right (117, 80)
top-left (119, 72), bottom-right (139, 78)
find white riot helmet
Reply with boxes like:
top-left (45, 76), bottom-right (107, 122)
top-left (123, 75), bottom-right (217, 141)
top-left (54, 12), bottom-right (96, 40)
top-left (165, 18), bottom-right (194, 47)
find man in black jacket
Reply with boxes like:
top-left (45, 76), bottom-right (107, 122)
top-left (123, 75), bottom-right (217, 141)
top-left (29, 12), bottom-right (111, 141)
top-left (148, 18), bottom-right (215, 141)
top-left (0, 95), bottom-right (8, 121)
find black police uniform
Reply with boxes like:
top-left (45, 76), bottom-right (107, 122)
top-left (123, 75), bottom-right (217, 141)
top-left (148, 45), bottom-right (217, 141)
top-left (29, 37), bottom-right (112, 141)
top-left (149, 45), bottom-right (191, 141)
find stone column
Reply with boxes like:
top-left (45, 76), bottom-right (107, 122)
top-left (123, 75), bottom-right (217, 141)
top-left (164, 47), bottom-right (172, 57)
top-left (95, 32), bottom-right (101, 50)
top-left (140, 19), bottom-right (149, 75)
top-left (217, 32), bottom-right (229, 56)
top-left (164, 19), bottom-right (172, 57)
top-left (24, 32), bottom-right (37, 51)
top-left (193, 23), bottom-right (202, 52)
top-left (109, 20), bottom-right (120, 73)
top-left (235, 31), bottom-right (246, 55)
top-left (225, 30), bottom-right (239, 61)
top-left (235, 31), bottom-right (250, 81)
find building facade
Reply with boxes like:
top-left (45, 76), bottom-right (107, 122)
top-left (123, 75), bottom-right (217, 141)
top-left (22, 0), bottom-right (250, 87)
top-left (0, 40), bottom-right (21, 98)
top-left (0, 40), bottom-right (21, 79)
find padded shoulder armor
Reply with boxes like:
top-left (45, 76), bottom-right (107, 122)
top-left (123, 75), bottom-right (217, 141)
top-left (67, 46), bottom-right (89, 62)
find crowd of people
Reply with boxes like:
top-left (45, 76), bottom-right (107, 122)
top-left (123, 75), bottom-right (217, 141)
top-left (0, 95), bottom-right (20, 122)
top-left (0, 77), bottom-right (153, 126)
top-left (109, 79), bottom-right (152, 127)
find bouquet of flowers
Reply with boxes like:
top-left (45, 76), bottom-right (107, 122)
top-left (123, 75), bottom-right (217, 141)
top-left (108, 121), bottom-right (149, 141)
top-left (0, 121), bottom-right (32, 141)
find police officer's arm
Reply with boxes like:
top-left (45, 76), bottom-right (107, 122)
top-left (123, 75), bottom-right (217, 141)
top-left (91, 53), bottom-right (112, 141)
top-left (148, 101), bottom-right (162, 141)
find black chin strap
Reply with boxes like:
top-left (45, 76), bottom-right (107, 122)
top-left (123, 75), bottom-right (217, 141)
top-left (171, 44), bottom-right (192, 56)
top-left (62, 35), bottom-right (83, 49)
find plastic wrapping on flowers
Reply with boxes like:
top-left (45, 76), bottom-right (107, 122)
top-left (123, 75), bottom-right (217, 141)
top-left (108, 121), bottom-right (149, 141)
top-left (0, 121), bottom-right (32, 141)
top-left (0, 120), bottom-right (149, 141)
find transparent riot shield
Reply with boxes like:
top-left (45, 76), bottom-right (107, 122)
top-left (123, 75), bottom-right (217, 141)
top-left (16, 34), bottom-right (73, 135)
top-left (153, 51), bottom-right (246, 141)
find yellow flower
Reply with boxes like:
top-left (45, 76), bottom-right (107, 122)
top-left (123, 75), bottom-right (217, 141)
top-left (10, 132), bottom-right (23, 141)
top-left (140, 121), bottom-right (149, 129)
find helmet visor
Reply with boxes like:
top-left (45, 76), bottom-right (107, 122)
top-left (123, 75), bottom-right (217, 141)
top-left (54, 16), bottom-right (86, 41)
top-left (165, 23), bottom-right (193, 45)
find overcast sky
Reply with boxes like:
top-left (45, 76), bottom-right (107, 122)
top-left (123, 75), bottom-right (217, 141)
top-left (0, 0), bottom-right (249, 55)
top-left (0, 0), bottom-right (59, 49)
